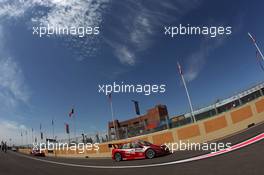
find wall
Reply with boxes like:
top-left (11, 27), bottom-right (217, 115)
top-left (19, 96), bottom-right (264, 158)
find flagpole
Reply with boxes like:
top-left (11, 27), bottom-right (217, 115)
top-left (52, 119), bottom-right (55, 140)
top-left (177, 62), bottom-right (196, 123)
top-left (65, 123), bottom-right (70, 144)
top-left (68, 133), bottom-right (70, 144)
top-left (21, 131), bottom-right (23, 147)
top-left (73, 111), bottom-right (76, 143)
top-left (248, 32), bottom-right (264, 61)
top-left (40, 123), bottom-right (43, 142)
top-left (69, 107), bottom-right (76, 143)
top-left (31, 128), bottom-right (34, 144)
top-left (109, 94), bottom-right (118, 140)
top-left (25, 130), bottom-right (28, 148)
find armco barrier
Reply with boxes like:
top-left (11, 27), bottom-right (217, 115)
top-left (19, 96), bottom-right (264, 158)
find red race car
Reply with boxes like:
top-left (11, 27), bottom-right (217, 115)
top-left (30, 149), bottom-right (45, 157)
top-left (110, 140), bottom-right (170, 162)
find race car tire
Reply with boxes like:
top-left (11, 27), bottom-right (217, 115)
top-left (114, 152), bottom-right (122, 162)
top-left (146, 149), bottom-right (155, 159)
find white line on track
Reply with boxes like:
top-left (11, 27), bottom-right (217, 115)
top-left (15, 133), bottom-right (264, 169)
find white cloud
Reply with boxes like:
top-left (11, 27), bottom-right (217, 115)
top-left (0, 57), bottom-right (29, 107)
top-left (184, 18), bottom-right (243, 82)
top-left (129, 13), bottom-right (153, 49)
top-left (0, 24), bottom-right (29, 109)
top-left (32, 0), bottom-right (109, 28)
top-left (0, 0), bottom-right (110, 32)
top-left (0, 25), bottom-right (30, 147)
top-left (0, 0), bottom-right (110, 60)
top-left (0, 0), bottom-right (109, 33)
top-left (105, 0), bottom-right (202, 65)
top-left (0, 119), bottom-right (29, 145)
top-left (0, 0), bottom-right (203, 66)
top-left (115, 46), bottom-right (136, 66)
top-left (0, 0), bottom-right (109, 24)
top-left (184, 36), bottom-right (226, 82)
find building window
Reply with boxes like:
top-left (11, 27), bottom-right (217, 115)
top-left (133, 122), bottom-right (139, 126)
top-left (144, 119), bottom-right (148, 125)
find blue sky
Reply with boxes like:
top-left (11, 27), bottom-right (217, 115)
top-left (0, 0), bottom-right (264, 144)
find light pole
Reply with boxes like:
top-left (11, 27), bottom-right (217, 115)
top-left (248, 32), bottom-right (264, 61)
top-left (108, 93), bottom-right (118, 140)
top-left (81, 133), bottom-right (85, 143)
top-left (177, 62), bottom-right (196, 123)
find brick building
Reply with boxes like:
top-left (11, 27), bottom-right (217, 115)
top-left (108, 104), bottom-right (169, 140)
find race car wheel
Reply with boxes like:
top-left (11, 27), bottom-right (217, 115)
top-left (146, 149), bottom-right (155, 159)
top-left (114, 152), bottom-right (122, 162)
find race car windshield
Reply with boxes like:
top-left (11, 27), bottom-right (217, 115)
top-left (121, 143), bottom-right (131, 149)
top-left (138, 141), bottom-right (152, 146)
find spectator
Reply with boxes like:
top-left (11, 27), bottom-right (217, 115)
top-left (1, 141), bottom-right (3, 151)
top-left (4, 142), bottom-right (7, 153)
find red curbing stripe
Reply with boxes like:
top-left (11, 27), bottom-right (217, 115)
top-left (204, 133), bottom-right (264, 158)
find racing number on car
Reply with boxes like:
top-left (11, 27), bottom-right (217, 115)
top-left (125, 149), bottom-right (136, 158)
top-left (135, 148), bottom-right (145, 152)
top-left (135, 148), bottom-right (145, 157)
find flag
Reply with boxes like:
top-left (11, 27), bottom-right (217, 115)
top-left (69, 108), bottom-right (74, 117)
top-left (40, 132), bottom-right (43, 140)
top-left (177, 62), bottom-right (183, 75)
top-left (52, 119), bottom-right (54, 126)
top-left (132, 100), bottom-right (140, 115)
top-left (65, 123), bottom-right (70, 134)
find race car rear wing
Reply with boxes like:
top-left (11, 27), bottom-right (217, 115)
top-left (108, 143), bottom-right (121, 149)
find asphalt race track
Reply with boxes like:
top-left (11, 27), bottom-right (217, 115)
top-left (1, 123), bottom-right (264, 175)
